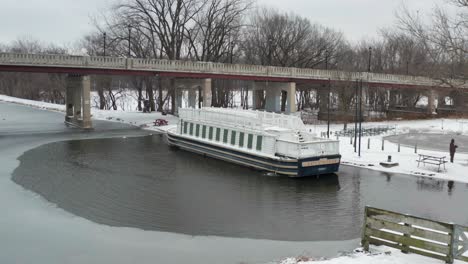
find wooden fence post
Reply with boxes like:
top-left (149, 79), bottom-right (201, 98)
top-left (381, 139), bottom-right (385, 151)
top-left (361, 206), bottom-right (370, 251)
top-left (447, 223), bottom-right (455, 264)
top-left (367, 138), bottom-right (370, 149)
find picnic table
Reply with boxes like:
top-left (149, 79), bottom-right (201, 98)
top-left (416, 154), bottom-right (448, 172)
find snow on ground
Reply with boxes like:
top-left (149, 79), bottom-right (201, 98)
top-left (0, 94), bottom-right (178, 133)
top-left (307, 118), bottom-right (468, 184)
top-left (279, 245), bottom-right (463, 264)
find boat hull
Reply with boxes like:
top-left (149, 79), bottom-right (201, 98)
top-left (167, 132), bottom-right (340, 177)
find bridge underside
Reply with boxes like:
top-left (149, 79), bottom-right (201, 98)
top-left (1, 64), bottom-right (467, 128)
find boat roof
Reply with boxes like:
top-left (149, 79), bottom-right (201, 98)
top-left (178, 107), bottom-right (307, 132)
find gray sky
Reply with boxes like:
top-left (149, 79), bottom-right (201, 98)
top-left (0, 0), bottom-right (451, 46)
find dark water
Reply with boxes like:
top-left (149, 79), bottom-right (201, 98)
top-left (12, 135), bottom-right (468, 241)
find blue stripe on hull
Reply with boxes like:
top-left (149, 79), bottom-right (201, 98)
top-left (167, 133), bottom-right (340, 177)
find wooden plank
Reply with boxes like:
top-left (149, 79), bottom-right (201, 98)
top-left (366, 228), bottom-right (450, 255)
top-left (367, 207), bottom-right (452, 232)
top-left (367, 217), bottom-right (451, 244)
top-left (368, 237), bottom-right (449, 262)
top-left (456, 255), bottom-right (468, 262)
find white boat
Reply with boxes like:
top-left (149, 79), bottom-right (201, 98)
top-left (166, 108), bottom-right (341, 177)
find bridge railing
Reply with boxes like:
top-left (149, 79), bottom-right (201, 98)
top-left (0, 52), bottom-right (458, 88)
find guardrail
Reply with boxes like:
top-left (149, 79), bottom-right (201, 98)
top-left (361, 206), bottom-right (468, 263)
top-left (0, 52), bottom-right (459, 87)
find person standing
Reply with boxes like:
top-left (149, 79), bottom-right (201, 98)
top-left (449, 139), bottom-right (458, 163)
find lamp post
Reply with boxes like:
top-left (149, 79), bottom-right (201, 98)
top-left (354, 79), bottom-right (358, 153)
top-left (327, 78), bottom-right (331, 138)
top-left (103, 32), bottom-right (107, 57)
top-left (127, 25), bottom-right (132, 57)
top-left (358, 79), bottom-right (363, 157)
top-left (367, 47), bottom-right (372, 72)
top-left (230, 41), bottom-right (235, 64)
top-left (268, 38), bottom-right (273, 65)
top-left (325, 49), bottom-right (329, 70)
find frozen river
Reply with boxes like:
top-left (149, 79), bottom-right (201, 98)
top-left (2, 101), bottom-right (468, 263)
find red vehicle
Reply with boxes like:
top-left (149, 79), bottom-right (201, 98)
top-left (154, 119), bottom-right (168, 126)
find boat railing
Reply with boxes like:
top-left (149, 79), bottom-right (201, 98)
top-left (178, 108), bottom-right (307, 131)
top-left (276, 139), bottom-right (340, 159)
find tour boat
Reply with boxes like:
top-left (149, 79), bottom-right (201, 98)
top-left (166, 108), bottom-right (341, 177)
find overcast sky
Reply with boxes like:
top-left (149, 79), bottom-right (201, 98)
top-left (0, 0), bottom-right (451, 46)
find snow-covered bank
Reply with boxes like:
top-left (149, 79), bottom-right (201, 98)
top-left (308, 119), bottom-right (468, 184)
top-left (279, 246), bottom-right (463, 264)
top-left (0, 94), bottom-right (178, 132)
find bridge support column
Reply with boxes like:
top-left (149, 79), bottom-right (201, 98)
top-left (317, 87), bottom-right (329, 120)
top-left (202, 78), bottom-right (212, 108)
top-left (188, 88), bottom-right (197, 108)
top-left (65, 75), bottom-right (92, 129)
top-left (176, 87), bottom-right (183, 111)
top-left (265, 84), bottom-right (281, 112)
top-left (285, 82), bottom-right (296, 114)
top-left (427, 89), bottom-right (436, 114)
top-left (81, 76), bottom-right (92, 129)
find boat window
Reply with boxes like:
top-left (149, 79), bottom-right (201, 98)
top-left (189, 123), bottom-right (194, 135)
top-left (216, 128), bottom-right (221, 141)
top-left (202, 125), bottom-right (207, 139)
top-left (231, 131), bottom-right (236, 145)
top-left (256, 136), bottom-right (263, 151)
top-left (223, 129), bottom-right (228, 143)
top-left (195, 124), bottom-right (200, 137)
top-left (183, 121), bottom-right (188, 134)
top-left (209, 127), bottom-right (213, 140)
top-left (247, 134), bottom-right (253, 149)
top-left (239, 132), bottom-right (245, 147)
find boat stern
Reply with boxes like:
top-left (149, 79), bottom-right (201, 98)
top-left (295, 155), bottom-right (341, 177)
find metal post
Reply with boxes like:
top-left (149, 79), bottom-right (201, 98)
top-left (327, 78), bottom-right (331, 138)
top-left (354, 80), bottom-right (358, 153)
top-left (358, 80), bottom-right (363, 157)
top-left (382, 139), bottom-right (385, 151)
top-left (325, 49), bottom-right (329, 70)
top-left (368, 47), bottom-right (372, 72)
top-left (230, 41), bottom-right (235, 64)
top-left (367, 138), bottom-right (370, 149)
top-left (103, 32), bottom-right (106, 57)
top-left (128, 25), bottom-right (132, 57)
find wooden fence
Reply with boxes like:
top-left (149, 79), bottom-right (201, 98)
top-left (361, 206), bottom-right (468, 263)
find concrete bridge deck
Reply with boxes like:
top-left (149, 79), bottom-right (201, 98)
top-left (1, 52), bottom-right (465, 89)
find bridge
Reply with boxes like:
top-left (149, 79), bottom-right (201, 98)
top-left (0, 52), bottom-right (466, 129)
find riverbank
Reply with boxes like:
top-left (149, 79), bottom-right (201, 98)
top-left (279, 246), bottom-right (455, 264)
top-left (2, 94), bottom-right (468, 184)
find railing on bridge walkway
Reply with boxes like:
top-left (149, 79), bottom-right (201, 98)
top-left (0, 52), bottom-right (452, 88)
top-left (362, 206), bottom-right (468, 263)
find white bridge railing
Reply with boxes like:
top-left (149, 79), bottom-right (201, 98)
top-left (0, 52), bottom-right (464, 88)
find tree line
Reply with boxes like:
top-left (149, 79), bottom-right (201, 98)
top-left (0, 0), bottom-right (466, 113)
